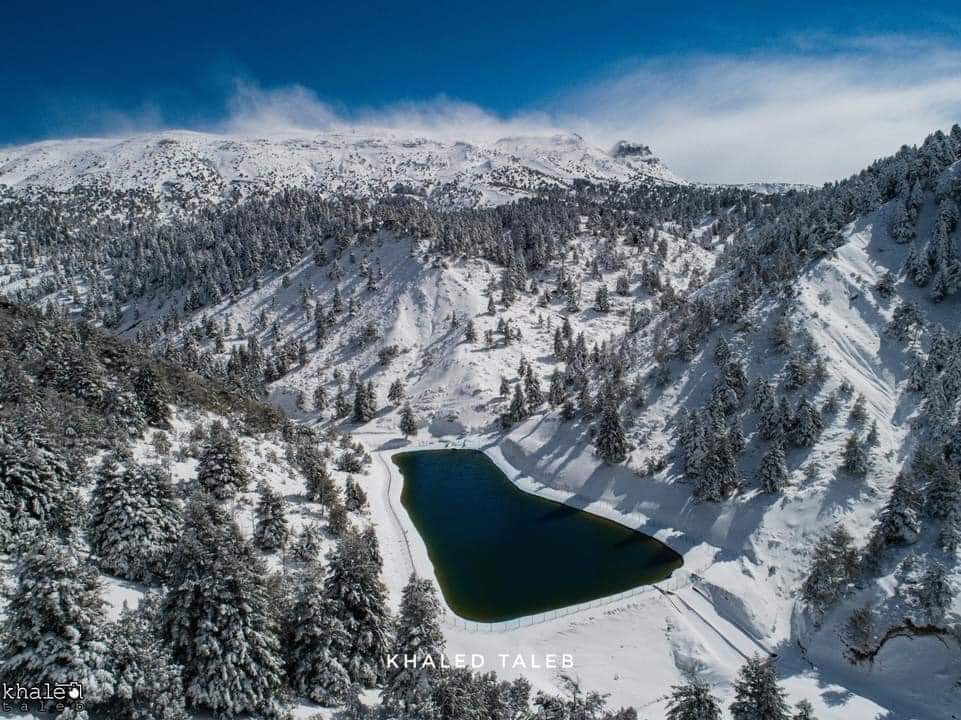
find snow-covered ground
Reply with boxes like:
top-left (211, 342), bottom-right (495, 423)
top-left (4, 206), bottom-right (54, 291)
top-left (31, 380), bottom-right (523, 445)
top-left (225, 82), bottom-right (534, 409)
top-left (88, 191), bottom-right (953, 718)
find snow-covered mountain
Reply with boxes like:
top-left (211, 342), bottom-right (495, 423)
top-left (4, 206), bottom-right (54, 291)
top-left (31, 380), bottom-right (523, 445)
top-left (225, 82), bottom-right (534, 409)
top-left (0, 129), bottom-right (682, 208)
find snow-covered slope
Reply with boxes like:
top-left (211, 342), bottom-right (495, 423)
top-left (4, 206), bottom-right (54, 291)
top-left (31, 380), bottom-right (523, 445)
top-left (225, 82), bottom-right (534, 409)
top-left (0, 129), bottom-right (682, 207)
top-left (127, 194), bottom-right (959, 718)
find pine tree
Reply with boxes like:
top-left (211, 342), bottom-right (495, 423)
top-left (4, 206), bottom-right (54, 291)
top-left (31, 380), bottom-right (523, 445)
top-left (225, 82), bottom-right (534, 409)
top-left (595, 386), bottom-right (628, 464)
top-left (133, 364), bottom-right (172, 428)
top-left (729, 655), bottom-right (789, 720)
top-left (88, 454), bottom-right (182, 582)
top-left (792, 699), bottom-right (817, 720)
top-left (757, 441), bottom-right (788, 493)
top-left (0, 534), bottom-right (113, 706)
top-left (758, 398), bottom-right (784, 442)
top-left (196, 425), bottom-right (250, 500)
top-left (874, 471), bottom-right (922, 546)
top-left (923, 459), bottom-right (960, 519)
top-left (334, 387), bottom-right (352, 419)
top-left (99, 597), bottom-right (188, 720)
top-left (291, 522), bottom-right (323, 563)
top-left (382, 574), bottom-right (446, 718)
top-left (525, 366), bottom-right (544, 410)
top-left (254, 482), bottom-right (290, 552)
top-left (464, 319), bottom-right (477, 343)
top-left (713, 336), bottom-right (731, 366)
top-left (666, 679), bottom-right (722, 720)
top-left (353, 380), bottom-right (377, 423)
top-left (345, 476), bottom-right (368, 512)
top-left (802, 525), bottom-right (860, 612)
top-left (849, 394), bottom-right (868, 427)
top-left (285, 561), bottom-right (352, 706)
top-left (791, 396), bottom-right (823, 448)
top-left (595, 284), bottom-right (610, 312)
top-left (313, 383), bottom-right (329, 412)
top-left (400, 404), bottom-right (418, 438)
top-left (502, 384), bottom-right (528, 427)
top-left (0, 427), bottom-right (76, 548)
top-left (304, 454), bottom-right (336, 506)
top-left (162, 495), bottom-right (285, 716)
top-left (548, 369), bottom-right (565, 406)
top-left (842, 434), bottom-right (869, 476)
top-left (323, 527), bottom-right (393, 687)
top-left (908, 560), bottom-right (954, 622)
top-left (388, 379), bottom-right (405, 406)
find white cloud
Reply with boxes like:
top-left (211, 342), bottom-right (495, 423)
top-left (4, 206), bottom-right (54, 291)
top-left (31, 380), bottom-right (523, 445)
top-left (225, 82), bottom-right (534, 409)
top-left (551, 37), bottom-right (961, 183)
top-left (221, 80), bottom-right (560, 143)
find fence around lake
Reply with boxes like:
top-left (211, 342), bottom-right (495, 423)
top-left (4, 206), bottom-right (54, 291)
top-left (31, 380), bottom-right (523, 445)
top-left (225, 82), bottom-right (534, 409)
top-left (443, 567), bottom-right (704, 633)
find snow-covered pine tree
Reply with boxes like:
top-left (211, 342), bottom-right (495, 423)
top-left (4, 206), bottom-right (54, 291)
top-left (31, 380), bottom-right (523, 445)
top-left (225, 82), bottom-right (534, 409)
top-left (757, 441), bottom-right (788, 493)
top-left (729, 655), bottom-right (790, 720)
top-left (162, 494), bottom-right (285, 716)
top-left (313, 383), bottom-right (329, 412)
top-left (464, 319), bottom-right (477, 343)
top-left (908, 560), bottom-right (954, 622)
top-left (0, 533), bottom-right (113, 707)
top-left (345, 475), bottom-right (368, 512)
top-left (594, 284), bottom-right (610, 312)
top-left (323, 527), bottom-right (393, 688)
top-left (502, 383), bottom-right (528, 427)
top-left (399, 404), bottom-right (418, 438)
top-left (842, 434), bottom-right (870, 476)
top-left (254, 482), bottom-right (290, 552)
top-left (285, 560), bottom-right (352, 706)
top-left (849, 394), bottom-right (868, 427)
top-left (334, 387), bottom-right (351, 419)
top-left (98, 597), bottom-right (188, 720)
top-left (525, 365), bottom-right (544, 410)
top-left (0, 426), bottom-right (76, 548)
top-left (713, 336), bottom-right (731, 366)
top-left (758, 398), bottom-right (784, 442)
top-left (665, 679), bottom-right (722, 720)
top-left (594, 384), bottom-right (628, 464)
top-left (133, 364), bottom-right (172, 428)
top-left (196, 425), bottom-right (250, 500)
top-left (923, 457), bottom-right (960, 518)
top-left (388, 379), bottom-right (405, 406)
top-left (873, 471), bottom-right (923, 547)
top-left (382, 574), bottom-right (446, 718)
top-left (88, 454), bottom-right (182, 582)
top-left (291, 522), bottom-right (323, 562)
top-left (801, 525), bottom-right (860, 612)
top-left (548, 369), bottom-right (565, 406)
top-left (791, 396), bottom-right (823, 448)
top-left (303, 454), bottom-right (336, 506)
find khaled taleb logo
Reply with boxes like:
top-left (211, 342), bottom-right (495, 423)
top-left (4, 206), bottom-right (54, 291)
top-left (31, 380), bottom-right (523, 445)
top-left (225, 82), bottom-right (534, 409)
top-left (2, 681), bottom-right (84, 711)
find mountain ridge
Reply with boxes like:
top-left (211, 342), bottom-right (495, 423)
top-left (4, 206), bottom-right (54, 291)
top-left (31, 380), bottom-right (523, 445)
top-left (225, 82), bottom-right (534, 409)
top-left (0, 128), bottom-right (683, 209)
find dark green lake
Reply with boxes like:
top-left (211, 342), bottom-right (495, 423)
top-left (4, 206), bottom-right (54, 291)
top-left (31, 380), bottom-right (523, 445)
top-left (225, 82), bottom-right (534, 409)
top-left (393, 449), bottom-right (683, 623)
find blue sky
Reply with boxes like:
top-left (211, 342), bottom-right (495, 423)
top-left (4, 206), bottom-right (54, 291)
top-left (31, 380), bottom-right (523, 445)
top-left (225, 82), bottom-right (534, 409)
top-left (6, 1), bottom-right (961, 182)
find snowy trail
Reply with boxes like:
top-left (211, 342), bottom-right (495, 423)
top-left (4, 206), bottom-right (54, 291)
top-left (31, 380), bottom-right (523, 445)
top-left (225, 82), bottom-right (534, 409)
top-left (657, 585), bottom-right (771, 665)
top-left (376, 452), bottom-right (416, 576)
